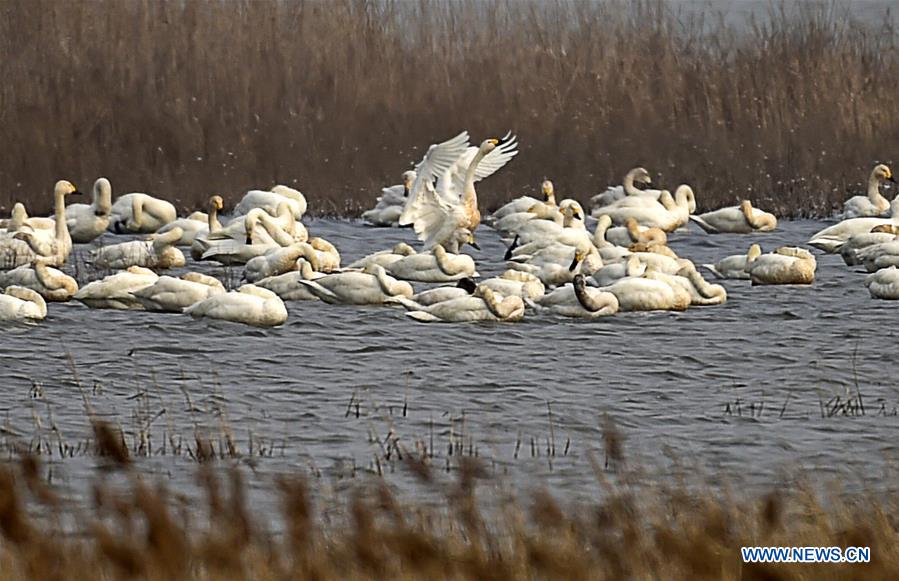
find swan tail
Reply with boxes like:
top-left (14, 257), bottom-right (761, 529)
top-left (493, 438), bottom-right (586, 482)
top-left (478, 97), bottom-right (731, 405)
top-left (383, 296), bottom-right (422, 311)
top-left (807, 237), bottom-right (842, 253)
top-left (405, 311), bottom-right (441, 323)
top-left (688, 215), bottom-right (717, 234)
top-left (701, 264), bottom-right (724, 279)
top-left (298, 280), bottom-right (340, 304)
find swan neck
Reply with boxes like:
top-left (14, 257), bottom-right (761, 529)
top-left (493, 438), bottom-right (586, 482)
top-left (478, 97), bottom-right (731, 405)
top-left (623, 171), bottom-right (640, 197)
top-left (54, 190), bottom-right (68, 240)
top-left (868, 172), bottom-right (886, 201)
top-left (573, 282), bottom-right (601, 312)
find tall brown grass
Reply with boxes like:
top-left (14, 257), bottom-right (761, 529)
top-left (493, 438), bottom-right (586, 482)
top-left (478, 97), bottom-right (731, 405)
top-left (1, 0), bottom-right (897, 219)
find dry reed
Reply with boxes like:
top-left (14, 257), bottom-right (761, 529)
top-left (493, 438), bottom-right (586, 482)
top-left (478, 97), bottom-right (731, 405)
top-left (1, 0), bottom-right (897, 219)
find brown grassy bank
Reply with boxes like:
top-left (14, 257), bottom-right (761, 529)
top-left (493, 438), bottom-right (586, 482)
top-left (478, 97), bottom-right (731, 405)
top-left (1, 0), bottom-right (897, 219)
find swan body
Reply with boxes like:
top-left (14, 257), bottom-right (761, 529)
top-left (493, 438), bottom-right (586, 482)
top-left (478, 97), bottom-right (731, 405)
top-left (93, 227), bottom-right (185, 270)
top-left (234, 185), bottom-right (307, 220)
top-left (604, 218), bottom-right (668, 247)
top-left (840, 164), bottom-right (894, 219)
top-left (0, 259), bottom-right (78, 301)
top-left (494, 203), bottom-right (562, 238)
top-left (0, 286), bottom-right (47, 321)
top-left (509, 243), bottom-right (602, 288)
top-left (300, 264), bottom-right (413, 305)
top-left (0, 180), bottom-right (80, 269)
top-left (592, 255), bottom-right (647, 287)
top-left (131, 273), bottom-right (225, 312)
top-left (535, 275), bottom-right (619, 318)
top-left (73, 266), bottom-right (159, 310)
top-left (347, 242), bottom-right (417, 270)
top-left (362, 171), bottom-right (416, 226)
top-left (244, 242), bottom-right (327, 283)
top-left (808, 196), bottom-right (899, 252)
top-left (839, 225), bottom-right (899, 265)
top-left (386, 245), bottom-right (478, 282)
top-left (109, 193), bottom-right (177, 233)
top-left (589, 168), bottom-right (658, 210)
top-left (0, 203), bottom-right (29, 237)
top-left (156, 195), bottom-right (223, 246)
top-left (395, 285), bottom-right (525, 323)
top-left (254, 260), bottom-right (325, 301)
top-left (199, 240), bottom-right (280, 266)
top-left (865, 267), bottom-right (899, 299)
top-left (599, 274), bottom-right (690, 312)
top-left (702, 244), bottom-right (762, 279)
top-left (185, 284), bottom-right (288, 327)
top-left (66, 177), bottom-right (112, 242)
top-left (745, 247), bottom-right (816, 285)
top-left (655, 264), bottom-right (727, 306)
top-left (690, 200), bottom-right (777, 234)
top-left (593, 185), bottom-right (695, 231)
top-left (592, 215), bottom-right (631, 262)
top-left (488, 180), bottom-right (557, 223)
top-left (857, 240), bottom-right (899, 272)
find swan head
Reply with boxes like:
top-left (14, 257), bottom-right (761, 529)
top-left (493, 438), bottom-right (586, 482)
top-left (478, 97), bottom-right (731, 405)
top-left (392, 242), bottom-right (416, 255)
top-left (628, 167), bottom-right (652, 187)
top-left (11, 203), bottom-right (27, 222)
top-left (456, 277), bottom-right (478, 294)
top-left (673, 185), bottom-right (696, 211)
top-left (597, 214), bottom-right (612, 229)
top-left (479, 138), bottom-right (499, 154)
top-left (271, 185), bottom-right (304, 201)
top-left (748, 243), bottom-right (762, 260)
top-left (209, 195), bottom-right (224, 211)
top-left (402, 170), bottom-right (417, 194)
top-left (740, 199), bottom-right (753, 213)
top-left (873, 164), bottom-right (894, 183)
top-left (455, 229), bottom-right (479, 251)
top-left (541, 180), bottom-right (555, 202)
top-left (559, 200), bottom-right (584, 222)
top-left (54, 180), bottom-right (81, 197)
top-left (569, 247), bottom-right (589, 272)
top-left (573, 273), bottom-right (589, 291)
top-left (871, 224), bottom-right (899, 235)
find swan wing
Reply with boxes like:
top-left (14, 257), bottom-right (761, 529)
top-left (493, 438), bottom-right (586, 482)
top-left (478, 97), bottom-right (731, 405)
top-left (442, 132), bottom-right (519, 200)
top-left (399, 131), bottom-right (470, 225)
top-left (408, 187), bottom-right (467, 250)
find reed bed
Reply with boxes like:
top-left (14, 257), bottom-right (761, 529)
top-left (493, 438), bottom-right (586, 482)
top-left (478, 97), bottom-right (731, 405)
top-left (1, 0), bottom-right (897, 219)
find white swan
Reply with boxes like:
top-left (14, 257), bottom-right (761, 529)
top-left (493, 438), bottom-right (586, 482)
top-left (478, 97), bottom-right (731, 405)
top-left (66, 177), bottom-right (113, 243)
top-left (347, 242), bottom-right (417, 270)
top-left (865, 266), bottom-right (899, 300)
top-left (589, 167), bottom-right (658, 211)
top-left (131, 273), bottom-right (226, 312)
top-left (745, 246), bottom-right (816, 285)
top-left (839, 225), bottom-right (899, 266)
top-left (856, 239), bottom-right (899, 272)
top-left (109, 193), bottom-right (177, 233)
top-left (653, 263), bottom-right (727, 306)
top-left (841, 164), bottom-right (894, 219)
top-left (591, 215), bottom-right (631, 262)
top-left (362, 171), bottom-right (417, 226)
top-left (254, 259), bottom-right (325, 301)
top-left (0, 203), bottom-right (29, 237)
top-left (690, 200), bottom-right (777, 234)
top-left (0, 286), bottom-right (47, 321)
top-left (73, 266), bottom-right (159, 310)
top-left (599, 273), bottom-right (690, 312)
top-left (244, 242), bottom-right (331, 283)
top-left (481, 270), bottom-right (545, 300)
top-left (400, 132), bottom-right (516, 249)
top-left (488, 180), bottom-right (557, 222)
top-left (702, 244), bottom-right (762, 279)
top-left (185, 284), bottom-right (288, 327)
top-left (156, 195), bottom-right (223, 246)
top-left (508, 242), bottom-right (602, 287)
top-left (504, 200), bottom-right (588, 252)
top-left (808, 196), bottom-right (899, 252)
top-left (395, 285), bottom-right (525, 323)
top-left (595, 185), bottom-right (696, 231)
top-left (0, 180), bottom-right (80, 269)
top-left (234, 185), bottom-right (307, 220)
top-left (300, 264), bottom-right (413, 305)
top-left (93, 227), bottom-right (185, 270)
top-left (535, 275), bottom-right (619, 318)
top-left (405, 278), bottom-right (478, 306)
top-left (386, 244), bottom-right (478, 282)
top-left (0, 258), bottom-right (78, 301)
top-left (592, 255), bottom-right (647, 287)
top-left (604, 218), bottom-right (668, 248)
top-left (493, 200), bottom-right (562, 239)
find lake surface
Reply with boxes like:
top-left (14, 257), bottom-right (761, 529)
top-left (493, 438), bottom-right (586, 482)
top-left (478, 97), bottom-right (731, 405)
top-left (0, 217), bottom-right (897, 516)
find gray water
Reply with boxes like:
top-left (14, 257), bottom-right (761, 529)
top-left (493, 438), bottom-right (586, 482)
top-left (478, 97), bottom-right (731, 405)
top-left (0, 218), bottom-right (897, 516)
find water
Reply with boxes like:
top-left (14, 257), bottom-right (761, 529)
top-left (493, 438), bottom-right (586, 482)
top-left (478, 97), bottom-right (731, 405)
top-left (1, 217), bottom-right (897, 516)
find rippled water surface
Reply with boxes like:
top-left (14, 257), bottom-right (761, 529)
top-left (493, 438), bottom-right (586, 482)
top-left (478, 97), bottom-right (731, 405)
top-left (1, 218), bottom-right (897, 510)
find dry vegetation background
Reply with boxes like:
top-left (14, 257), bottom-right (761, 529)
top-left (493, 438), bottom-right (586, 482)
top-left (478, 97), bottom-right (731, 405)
top-left (1, 0), bottom-right (897, 218)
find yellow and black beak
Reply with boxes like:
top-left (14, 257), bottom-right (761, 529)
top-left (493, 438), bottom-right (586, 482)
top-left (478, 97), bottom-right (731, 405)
top-left (568, 253), bottom-right (582, 272)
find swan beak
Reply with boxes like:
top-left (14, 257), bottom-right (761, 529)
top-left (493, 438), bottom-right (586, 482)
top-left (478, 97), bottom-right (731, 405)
top-left (568, 255), bottom-right (581, 271)
top-left (71, 190), bottom-right (83, 196)
top-left (469, 240), bottom-right (481, 251)
top-left (888, 175), bottom-right (896, 183)
top-left (403, 186), bottom-right (410, 197)
top-left (573, 212), bottom-right (583, 220)
top-left (245, 235), bottom-right (252, 244)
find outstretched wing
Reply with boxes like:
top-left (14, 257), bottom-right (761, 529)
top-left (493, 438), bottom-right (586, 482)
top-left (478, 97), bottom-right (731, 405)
top-left (399, 131), bottom-right (470, 226)
top-left (406, 182), bottom-right (467, 250)
top-left (440, 132), bottom-right (519, 201)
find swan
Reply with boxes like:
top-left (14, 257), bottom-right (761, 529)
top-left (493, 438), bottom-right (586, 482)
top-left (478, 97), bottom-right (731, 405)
top-left (65, 177), bottom-right (113, 243)
top-left (109, 193), bottom-right (177, 233)
top-left (244, 242), bottom-right (330, 283)
top-left (592, 215), bottom-right (631, 262)
top-left (405, 277), bottom-right (478, 306)
top-left (493, 200), bottom-right (562, 239)
top-left (655, 263), bottom-right (727, 306)
top-left (627, 241), bottom-right (679, 259)
top-left (300, 264), bottom-right (413, 305)
top-left (400, 132), bottom-right (516, 249)
top-left (0, 180), bottom-right (80, 269)
top-left (0, 203), bottom-right (29, 237)
top-left (599, 273), bottom-right (690, 312)
top-left (73, 266), bottom-right (159, 310)
top-left (605, 218), bottom-right (668, 247)
top-left (856, 239), bottom-right (899, 272)
top-left (254, 259), bottom-right (325, 301)
top-left (839, 225), bottom-right (899, 265)
top-left (93, 227), bottom-right (185, 270)
top-left (595, 185), bottom-right (695, 231)
top-left (865, 266), bottom-right (899, 300)
top-left (130, 273), bottom-right (226, 312)
top-left (592, 255), bottom-right (646, 287)
top-left (156, 195), bottom-right (224, 246)
top-left (535, 274), bottom-right (619, 318)
top-left (690, 200), bottom-right (777, 234)
top-left (185, 284), bottom-right (288, 327)
top-left (488, 179), bottom-right (557, 223)
top-left (505, 200), bottom-right (588, 251)
top-left (0, 286), bottom-right (47, 321)
top-left (702, 244), bottom-right (762, 279)
top-left (347, 242), bottom-right (417, 270)
top-left (199, 240), bottom-right (280, 266)
top-left (0, 258), bottom-right (78, 301)
top-left (386, 244), bottom-right (478, 282)
top-left (362, 171), bottom-right (417, 226)
top-left (481, 270), bottom-right (545, 300)
top-left (191, 202), bottom-right (299, 263)
top-left (509, 242), bottom-right (602, 287)
top-left (841, 164), bottom-right (894, 219)
top-left (745, 246), bottom-right (816, 285)
top-left (234, 185), bottom-right (307, 220)
top-left (808, 196), bottom-right (899, 252)
top-left (589, 167), bottom-right (658, 211)
top-left (396, 284), bottom-right (525, 323)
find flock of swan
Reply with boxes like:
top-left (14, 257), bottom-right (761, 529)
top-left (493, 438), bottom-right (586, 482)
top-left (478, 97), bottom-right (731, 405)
top-left (0, 131), bottom-right (896, 325)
